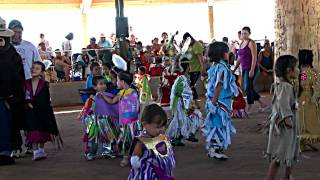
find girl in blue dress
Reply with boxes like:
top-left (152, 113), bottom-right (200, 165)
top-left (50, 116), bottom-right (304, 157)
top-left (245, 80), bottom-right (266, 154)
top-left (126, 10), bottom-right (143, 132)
top-left (202, 42), bottom-right (239, 160)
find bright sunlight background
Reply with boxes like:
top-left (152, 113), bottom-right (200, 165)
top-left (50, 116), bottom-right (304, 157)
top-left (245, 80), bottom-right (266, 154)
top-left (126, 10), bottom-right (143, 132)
top-left (1, 0), bottom-right (275, 53)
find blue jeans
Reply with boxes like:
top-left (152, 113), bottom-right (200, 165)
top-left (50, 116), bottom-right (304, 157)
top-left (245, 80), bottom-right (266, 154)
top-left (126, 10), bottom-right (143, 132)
top-left (0, 99), bottom-right (11, 156)
top-left (242, 69), bottom-right (261, 105)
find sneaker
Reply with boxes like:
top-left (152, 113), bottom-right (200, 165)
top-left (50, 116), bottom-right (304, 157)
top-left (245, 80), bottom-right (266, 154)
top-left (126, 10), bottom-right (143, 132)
top-left (10, 150), bottom-right (22, 159)
top-left (85, 153), bottom-right (95, 161)
top-left (207, 148), bottom-right (228, 160)
top-left (102, 150), bottom-right (116, 159)
top-left (32, 150), bottom-right (47, 161)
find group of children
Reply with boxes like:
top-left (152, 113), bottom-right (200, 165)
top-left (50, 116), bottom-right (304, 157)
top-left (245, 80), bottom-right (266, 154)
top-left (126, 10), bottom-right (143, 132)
top-left (21, 39), bottom-right (318, 180)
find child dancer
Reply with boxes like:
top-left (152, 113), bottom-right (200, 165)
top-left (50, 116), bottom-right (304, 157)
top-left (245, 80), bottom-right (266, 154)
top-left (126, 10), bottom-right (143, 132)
top-left (86, 62), bottom-right (101, 89)
top-left (24, 62), bottom-right (62, 161)
top-left (202, 42), bottom-right (238, 160)
top-left (79, 76), bottom-right (119, 160)
top-left (166, 58), bottom-right (201, 146)
top-left (160, 58), bottom-right (179, 107)
top-left (135, 66), bottom-right (151, 117)
top-left (266, 55), bottom-right (299, 180)
top-left (297, 49), bottom-right (320, 151)
top-left (128, 104), bottom-right (175, 179)
top-left (232, 74), bottom-right (247, 118)
top-left (228, 52), bottom-right (247, 118)
top-left (102, 62), bottom-right (112, 83)
top-left (98, 71), bottom-right (140, 167)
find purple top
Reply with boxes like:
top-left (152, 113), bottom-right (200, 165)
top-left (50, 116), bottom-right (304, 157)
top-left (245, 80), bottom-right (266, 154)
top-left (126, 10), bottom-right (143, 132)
top-left (94, 92), bottom-right (119, 117)
top-left (128, 134), bottom-right (176, 180)
top-left (238, 41), bottom-right (255, 71)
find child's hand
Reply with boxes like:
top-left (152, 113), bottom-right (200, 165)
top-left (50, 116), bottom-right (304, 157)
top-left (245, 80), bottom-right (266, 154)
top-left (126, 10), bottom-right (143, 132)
top-left (284, 118), bottom-right (293, 128)
top-left (28, 103), bottom-right (33, 109)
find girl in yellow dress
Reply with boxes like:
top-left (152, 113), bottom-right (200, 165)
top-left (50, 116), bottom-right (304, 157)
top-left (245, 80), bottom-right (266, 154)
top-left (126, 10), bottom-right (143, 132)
top-left (298, 49), bottom-right (320, 151)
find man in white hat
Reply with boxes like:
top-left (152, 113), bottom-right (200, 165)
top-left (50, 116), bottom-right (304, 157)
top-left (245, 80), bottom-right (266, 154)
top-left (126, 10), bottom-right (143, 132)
top-left (9, 19), bottom-right (41, 80)
top-left (0, 17), bottom-right (25, 165)
top-left (98, 33), bottom-right (112, 49)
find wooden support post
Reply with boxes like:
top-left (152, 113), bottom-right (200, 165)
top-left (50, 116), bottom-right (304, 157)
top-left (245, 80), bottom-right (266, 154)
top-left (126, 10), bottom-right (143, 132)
top-left (208, 1), bottom-right (214, 39)
top-left (275, 0), bottom-right (320, 69)
top-left (82, 13), bottom-right (88, 47)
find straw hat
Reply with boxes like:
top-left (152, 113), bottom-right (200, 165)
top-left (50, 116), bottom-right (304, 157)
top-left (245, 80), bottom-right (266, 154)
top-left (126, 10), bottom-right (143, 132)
top-left (0, 17), bottom-right (14, 37)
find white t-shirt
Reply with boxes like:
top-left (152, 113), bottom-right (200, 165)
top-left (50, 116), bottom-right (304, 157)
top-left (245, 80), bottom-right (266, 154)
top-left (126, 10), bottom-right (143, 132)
top-left (62, 40), bottom-right (72, 57)
top-left (13, 40), bottom-right (42, 80)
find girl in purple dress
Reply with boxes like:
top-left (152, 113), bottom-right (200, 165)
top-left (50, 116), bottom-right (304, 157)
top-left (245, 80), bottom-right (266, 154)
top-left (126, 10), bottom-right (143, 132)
top-left (79, 76), bottom-right (119, 161)
top-left (25, 62), bottom-right (62, 161)
top-left (128, 104), bottom-right (176, 180)
top-left (99, 71), bottom-right (140, 167)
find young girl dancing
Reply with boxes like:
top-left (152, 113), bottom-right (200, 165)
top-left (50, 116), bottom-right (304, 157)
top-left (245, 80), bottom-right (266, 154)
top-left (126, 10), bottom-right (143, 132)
top-left (166, 58), bottom-right (202, 146)
top-left (25, 62), bottom-right (62, 161)
top-left (99, 71), bottom-right (140, 167)
top-left (266, 55), bottom-right (300, 180)
top-left (202, 42), bottom-right (239, 160)
top-left (128, 104), bottom-right (175, 179)
top-left (79, 76), bottom-right (119, 160)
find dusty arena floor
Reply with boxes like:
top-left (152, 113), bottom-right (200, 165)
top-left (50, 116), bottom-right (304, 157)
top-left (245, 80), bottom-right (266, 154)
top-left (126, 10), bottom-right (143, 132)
top-left (1, 96), bottom-right (320, 180)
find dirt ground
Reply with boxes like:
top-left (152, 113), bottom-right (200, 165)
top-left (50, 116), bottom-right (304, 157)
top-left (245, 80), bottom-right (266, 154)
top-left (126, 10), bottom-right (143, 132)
top-left (1, 96), bottom-right (320, 180)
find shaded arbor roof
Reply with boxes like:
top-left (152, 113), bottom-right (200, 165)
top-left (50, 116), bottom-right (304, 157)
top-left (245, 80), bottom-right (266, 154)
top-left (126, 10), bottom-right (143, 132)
top-left (0, 0), bottom-right (207, 9)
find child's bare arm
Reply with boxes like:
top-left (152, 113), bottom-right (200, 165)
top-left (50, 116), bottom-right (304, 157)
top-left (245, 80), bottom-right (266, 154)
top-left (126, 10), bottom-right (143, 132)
top-left (132, 141), bottom-right (143, 157)
top-left (212, 82), bottom-right (222, 104)
top-left (99, 92), bottom-right (120, 104)
top-left (212, 73), bottom-right (224, 104)
top-left (130, 141), bottom-right (143, 169)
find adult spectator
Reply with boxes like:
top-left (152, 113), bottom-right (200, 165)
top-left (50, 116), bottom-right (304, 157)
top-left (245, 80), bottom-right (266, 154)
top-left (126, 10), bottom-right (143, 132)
top-left (87, 37), bottom-right (99, 60)
top-left (87, 37), bottom-right (99, 50)
top-left (0, 16), bottom-right (24, 165)
top-left (39, 33), bottom-right (49, 49)
top-left (233, 26), bottom-right (266, 114)
top-left (53, 49), bottom-right (71, 81)
top-left (76, 48), bottom-right (90, 79)
top-left (151, 37), bottom-right (161, 54)
top-left (183, 32), bottom-right (204, 107)
top-left (258, 39), bottom-right (274, 76)
top-left (9, 20), bottom-right (41, 80)
top-left (222, 37), bottom-right (232, 53)
top-left (8, 19), bottom-right (37, 157)
top-left (130, 34), bottom-right (137, 47)
top-left (62, 32), bottom-right (73, 60)
top-left (38, 42), bottom-right (52, 61)
top-left (161, 32), bottom-right (169, 44)
top-left (98, 34), bottom-right (112, 48)
top-left (110, 33), bottom-right (117, 46)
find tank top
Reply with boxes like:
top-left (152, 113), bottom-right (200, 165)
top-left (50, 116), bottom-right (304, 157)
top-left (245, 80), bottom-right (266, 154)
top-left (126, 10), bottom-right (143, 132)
top-left (238, 40), bottom-right (254, 71)
top-left (261, 53), bottom-right (273, 70)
